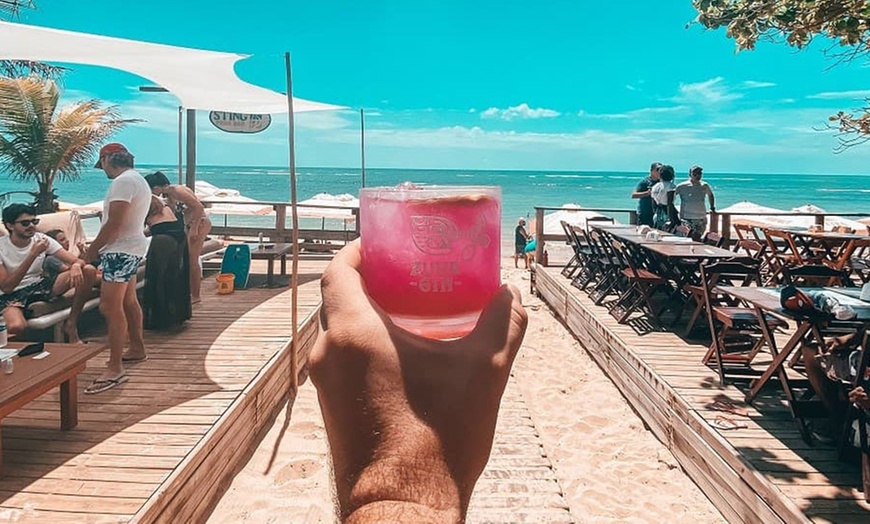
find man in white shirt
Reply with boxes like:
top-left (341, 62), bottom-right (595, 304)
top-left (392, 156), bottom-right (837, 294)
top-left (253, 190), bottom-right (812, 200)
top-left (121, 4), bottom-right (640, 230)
top-left (0, 204), bottom-right (97, 343)
top-left (83, 143), bottom-right (152, 394)
top-left (673, 165), bottom-right (715, 240)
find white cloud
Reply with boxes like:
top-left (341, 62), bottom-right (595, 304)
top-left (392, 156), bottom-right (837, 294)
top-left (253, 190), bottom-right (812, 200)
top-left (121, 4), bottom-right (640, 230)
top-left (480, 103), bottom-right (560, 121)
top-left (672, 77), bottom-right (742, 104)
top-left (584, 105), bottom-right (689, 119)
top-left (807, 90), bottom-right (870, 100)
top-left (742, 80), bottom-right (776, 89)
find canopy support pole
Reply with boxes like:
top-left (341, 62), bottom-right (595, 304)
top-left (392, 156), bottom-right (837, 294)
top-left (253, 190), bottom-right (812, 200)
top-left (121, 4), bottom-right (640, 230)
top-left (177, 106), bottom-right (183, 185)
top-left (285, 52), bottom-right (300, 393)
top-left (185, 109), bottom-right (196, 190)
top-left (360, 108), bottom-right (366, 188)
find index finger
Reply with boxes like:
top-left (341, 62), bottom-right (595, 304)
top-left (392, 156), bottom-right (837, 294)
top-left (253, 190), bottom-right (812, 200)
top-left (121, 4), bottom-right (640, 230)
top-left (320, 240), bottom-right (383, 329)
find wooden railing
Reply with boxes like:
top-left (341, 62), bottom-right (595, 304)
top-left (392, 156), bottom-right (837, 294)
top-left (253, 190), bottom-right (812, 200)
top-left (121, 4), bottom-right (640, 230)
top-left (533, 206), bottom-right (870, 266)
top-left (206, 201), bottom-right (360, 250)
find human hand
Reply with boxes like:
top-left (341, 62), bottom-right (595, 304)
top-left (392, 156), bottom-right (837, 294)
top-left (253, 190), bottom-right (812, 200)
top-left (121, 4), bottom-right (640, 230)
top-left (849, 386), bottom-right (870, 410)
top-left (30, 238), bottom-right (49, 257)
top-left (309, 241), bottom-right (528, 523)
top-left (69, 263), bottom-right (83, 288)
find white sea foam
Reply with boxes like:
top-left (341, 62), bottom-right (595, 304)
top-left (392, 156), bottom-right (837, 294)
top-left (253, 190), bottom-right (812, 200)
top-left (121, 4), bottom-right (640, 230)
top-left (544, 174), bottom-right (604, 179)
top-left (818, 188), bottom-right (870, 193)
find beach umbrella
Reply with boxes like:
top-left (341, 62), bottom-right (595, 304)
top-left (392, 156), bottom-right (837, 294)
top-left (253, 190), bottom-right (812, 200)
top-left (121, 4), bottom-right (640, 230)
top-left (790, 204), bottom-right (868, 233)
top-left (297, 192), bottom-right (359, 221)
top-left (530, 204), bottom-right (615, 236)
top-left (195, 181), bottom-right (274, 216)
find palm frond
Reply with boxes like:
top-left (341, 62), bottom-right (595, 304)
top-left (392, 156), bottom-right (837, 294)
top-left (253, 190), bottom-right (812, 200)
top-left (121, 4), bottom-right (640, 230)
top-left (0, 60), bottom-right (67, 79)
top-left (0, 1), bottom-right (36, 17)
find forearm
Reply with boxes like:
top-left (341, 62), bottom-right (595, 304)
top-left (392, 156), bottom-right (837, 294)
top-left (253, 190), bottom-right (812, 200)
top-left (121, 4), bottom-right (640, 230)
top-left (1, 255), bottom-right (37, 293)
top-left (338, 455), bottom-right (463, 524)
top-left (88, 221), bottom-right (121, 255)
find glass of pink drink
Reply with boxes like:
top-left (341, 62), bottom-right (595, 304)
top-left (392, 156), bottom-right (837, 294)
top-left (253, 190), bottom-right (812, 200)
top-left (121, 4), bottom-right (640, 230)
top-left (360, 185), bottom-right (501, 339)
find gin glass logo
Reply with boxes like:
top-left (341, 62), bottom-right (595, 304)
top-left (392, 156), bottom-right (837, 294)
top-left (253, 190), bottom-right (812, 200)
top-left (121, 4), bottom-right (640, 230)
top-left (408, 214), bottom-right (491, 293)
top-left (410, 215), bottom-right (491, 260)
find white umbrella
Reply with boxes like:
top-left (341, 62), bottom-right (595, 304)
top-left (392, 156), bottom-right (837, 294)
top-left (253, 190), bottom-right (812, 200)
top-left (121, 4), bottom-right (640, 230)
top-left (297, 192), bottom-right (359, 221)
top-left (532, 204), bottom-right (615, 236)
top-left (196, 180), bottom-right (274, 216)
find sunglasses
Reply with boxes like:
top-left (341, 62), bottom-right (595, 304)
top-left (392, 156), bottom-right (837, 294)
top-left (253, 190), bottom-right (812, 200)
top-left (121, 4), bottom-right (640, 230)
top-left (15, 218), bottom-right (40, 227)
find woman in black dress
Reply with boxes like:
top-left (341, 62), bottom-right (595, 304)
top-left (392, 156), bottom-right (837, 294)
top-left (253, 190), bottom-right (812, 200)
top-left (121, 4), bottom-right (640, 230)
top-left (143, 196), bottom-right (191, 330)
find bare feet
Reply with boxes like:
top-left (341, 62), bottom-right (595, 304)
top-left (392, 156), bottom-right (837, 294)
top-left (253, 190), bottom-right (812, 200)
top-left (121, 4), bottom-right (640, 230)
top-left (63, 320), bottom-right (83, 345)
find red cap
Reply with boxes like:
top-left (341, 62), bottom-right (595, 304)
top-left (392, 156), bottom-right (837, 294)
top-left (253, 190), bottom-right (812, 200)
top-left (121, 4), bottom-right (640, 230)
top-left (94, 143), bottom-right (129, 168)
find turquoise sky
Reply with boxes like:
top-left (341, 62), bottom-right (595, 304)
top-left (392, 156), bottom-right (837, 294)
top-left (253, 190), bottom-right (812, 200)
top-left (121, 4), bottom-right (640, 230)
top-left (12, 1), bottom-right (870, 173)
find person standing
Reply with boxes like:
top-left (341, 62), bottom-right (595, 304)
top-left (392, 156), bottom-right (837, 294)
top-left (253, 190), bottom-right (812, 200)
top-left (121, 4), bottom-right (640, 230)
top-left (651, 164), bottom-right (677, 231)
top-left (83, 143), bottom-right (152, 394)
top-left (145, 171), bottom-right (211, 304)
top-left (674, 165), bottom-right (715, 240)
top-left (0, 204), bottom-right (97, 344)
top-left (514, 218), bottom-right (530, 269)
top-left (631, 162), bottom-right (661, 227)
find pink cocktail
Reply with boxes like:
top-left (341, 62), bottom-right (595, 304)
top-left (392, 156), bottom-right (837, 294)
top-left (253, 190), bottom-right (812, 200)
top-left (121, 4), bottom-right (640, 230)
top-left (360, 185), bottom-right (501, 339)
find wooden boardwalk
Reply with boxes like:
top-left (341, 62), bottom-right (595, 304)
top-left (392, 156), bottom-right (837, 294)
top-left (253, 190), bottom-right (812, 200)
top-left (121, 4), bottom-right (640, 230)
top-left (535, 265), bottom-right (870, 524)
top-left (0, 259), bottom-right (329, 523)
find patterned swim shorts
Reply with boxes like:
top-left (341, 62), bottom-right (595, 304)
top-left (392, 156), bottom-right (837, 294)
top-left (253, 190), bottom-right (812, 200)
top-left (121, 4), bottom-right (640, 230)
top-left (0, 276), bottom-right (57, 312)
top-left (682, 218), bottom-right (707, 237)
top-left (100, 252), bottom-right (143, 283)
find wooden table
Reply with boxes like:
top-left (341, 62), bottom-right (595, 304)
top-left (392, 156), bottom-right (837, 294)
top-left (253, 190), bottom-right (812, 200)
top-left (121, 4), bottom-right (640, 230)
top-left (248, 243), bottom-right (293, 288)
top-left (0, 342), bottom-right (106, 471)
top-left (716, 286), bottom-right (870, 440)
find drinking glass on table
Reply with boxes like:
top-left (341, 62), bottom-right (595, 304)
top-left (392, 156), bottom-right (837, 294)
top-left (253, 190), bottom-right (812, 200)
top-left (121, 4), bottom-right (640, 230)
top-left (359, 184), bottom-right (502, 339)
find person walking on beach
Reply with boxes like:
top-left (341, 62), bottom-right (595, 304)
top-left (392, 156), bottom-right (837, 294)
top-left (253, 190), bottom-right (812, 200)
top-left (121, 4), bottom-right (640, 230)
top-left (83, 143), bottom-right (151, 394)
top-left (674, 165), bottom-right (715, 240)
top-left (515, 218), bottom-right (530, 269)
top-left (0, 204), bottom-right (97, 344)
top-left (631, 162), bottom-right (661, 227)
top-left (651, 164), bottom-right (677, 231)
top-left (145, 171), bottom-right (211, 304)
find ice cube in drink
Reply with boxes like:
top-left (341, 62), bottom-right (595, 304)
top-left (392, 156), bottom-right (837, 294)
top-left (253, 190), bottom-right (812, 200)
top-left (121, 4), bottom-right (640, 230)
top-left (360, 185), bottom-right (501, 339)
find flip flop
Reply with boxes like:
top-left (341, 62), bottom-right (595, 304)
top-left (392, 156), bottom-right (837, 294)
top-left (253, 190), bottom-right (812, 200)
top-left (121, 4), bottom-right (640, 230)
top-left (711, 415), bottom-right (748, 431)
top-left (709, 400), bottom-right (750, 418)
top-left (122, 354), bottom-right (148, 364)
top-left (84, 375), bottom-right (128, 395)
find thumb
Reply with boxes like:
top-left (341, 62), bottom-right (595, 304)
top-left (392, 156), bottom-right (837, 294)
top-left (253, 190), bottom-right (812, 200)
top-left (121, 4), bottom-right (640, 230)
top-left (464, 284), bottom-right (528, 368)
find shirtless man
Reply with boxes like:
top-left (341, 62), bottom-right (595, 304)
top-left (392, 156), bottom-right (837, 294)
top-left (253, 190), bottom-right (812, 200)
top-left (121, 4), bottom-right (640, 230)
top-left (0, 204), bottom-right (97, 344)
top-left (144, 171), bottom-right (211, 304)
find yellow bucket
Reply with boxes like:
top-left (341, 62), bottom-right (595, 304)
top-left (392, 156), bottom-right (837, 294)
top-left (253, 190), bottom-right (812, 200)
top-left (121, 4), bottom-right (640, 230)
top-left (216, 273), bottom-right (235, 295)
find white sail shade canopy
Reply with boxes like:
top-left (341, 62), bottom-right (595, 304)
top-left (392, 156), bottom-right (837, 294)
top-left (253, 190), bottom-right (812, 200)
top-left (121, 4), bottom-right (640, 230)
top-left (0, 21), bottom-right (342, 114)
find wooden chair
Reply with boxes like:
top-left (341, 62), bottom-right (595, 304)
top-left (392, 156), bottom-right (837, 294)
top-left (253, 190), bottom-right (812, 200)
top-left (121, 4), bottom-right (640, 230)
top-left (566, 225), bottom-right (596, 288)
top-left (586, 229), bottom-right (621, 304)
top-left (701, 260), bottom-right (789, 383)
top-left (841, 334), bottom-right (870, 501)
top-left (585, 216), bottom-right (615, 229)
top-left (674, 224), bottom-right (691, 238)
top-left (559, 221), bottom-right (583, 279)
top-left (782, 264), bottom-right (853, 288)
top-left (762, 228), bottom-right (823, 284)
top-left (609, 239), bottom-right (667, 324)
top-left (702, 231), bottom-right (724, 248)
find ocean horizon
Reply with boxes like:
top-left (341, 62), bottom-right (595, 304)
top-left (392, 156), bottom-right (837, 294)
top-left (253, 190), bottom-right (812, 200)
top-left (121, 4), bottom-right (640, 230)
top-left (2, 166), bottom-right (867, 243)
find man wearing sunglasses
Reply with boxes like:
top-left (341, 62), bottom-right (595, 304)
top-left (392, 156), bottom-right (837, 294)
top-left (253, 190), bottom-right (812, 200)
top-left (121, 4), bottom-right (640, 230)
top-left (0, 203), bottom-right (97, 344)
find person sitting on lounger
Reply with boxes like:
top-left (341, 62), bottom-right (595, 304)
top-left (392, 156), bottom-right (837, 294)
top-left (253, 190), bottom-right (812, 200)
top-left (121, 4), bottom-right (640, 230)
top-left (145, 171), bottom-right (211, 304)
top-left (0, 204), bottom-right (97, 344)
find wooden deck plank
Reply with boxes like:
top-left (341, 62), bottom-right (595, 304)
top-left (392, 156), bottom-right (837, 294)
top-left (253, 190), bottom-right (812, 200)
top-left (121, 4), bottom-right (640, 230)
top-left (0, 258), bottom-right (329, 523)
top-left (535, 265), bottom-right (869, 523)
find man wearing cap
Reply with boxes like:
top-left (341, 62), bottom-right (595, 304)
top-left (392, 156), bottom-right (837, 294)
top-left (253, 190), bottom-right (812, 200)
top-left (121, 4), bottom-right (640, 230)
top-left (83, 143), bottom-right (152, 394)
top-left (673, 165), bottom-right (715, 240)
top-left (631, 162), bottom-right (661, 227)
top-left (515, 217), bottom-right (530, 269)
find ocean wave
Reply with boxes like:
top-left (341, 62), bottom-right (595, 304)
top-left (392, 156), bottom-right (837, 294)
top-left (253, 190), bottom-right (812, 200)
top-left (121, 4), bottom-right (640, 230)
top-left (717, 178), bottom-right (755, 182)
top-left (544, 174), bottom-right (604, 179)
top-left (456, 174), bottom-right (474, 178)
top-left (818, 188), bottom-right (870, 193)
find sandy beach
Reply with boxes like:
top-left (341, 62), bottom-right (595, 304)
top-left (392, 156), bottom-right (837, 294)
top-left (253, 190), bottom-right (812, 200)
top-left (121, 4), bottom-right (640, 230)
top-left (207, 261), bottom-right (724, 523)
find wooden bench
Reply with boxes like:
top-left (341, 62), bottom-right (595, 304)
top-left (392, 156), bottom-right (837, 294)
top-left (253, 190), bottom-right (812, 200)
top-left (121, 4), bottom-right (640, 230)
top-left (0, 342), bottom-right (106, 471)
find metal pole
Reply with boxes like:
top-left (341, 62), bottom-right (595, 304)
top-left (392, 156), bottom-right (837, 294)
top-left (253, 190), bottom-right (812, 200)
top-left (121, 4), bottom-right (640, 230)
top-left (185, 109), bottom-right (196, 190)
top-left (285, 52), bottom-right (300, 392)
top-left (177, 106), bottom-right (183, 185)
top-left (360, 108), bottom-right (366, 189)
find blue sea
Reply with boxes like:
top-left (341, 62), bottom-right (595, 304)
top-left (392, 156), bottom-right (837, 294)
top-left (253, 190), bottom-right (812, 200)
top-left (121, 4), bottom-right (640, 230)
top-left (1, 166), bottom-right (868, 244)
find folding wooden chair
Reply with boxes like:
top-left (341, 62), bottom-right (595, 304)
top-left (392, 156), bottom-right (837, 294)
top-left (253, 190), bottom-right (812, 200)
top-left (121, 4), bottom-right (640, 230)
top-left (762, 228), bottom-right (821, 284)
top-left (608, 239), bottom-right (667, 324)
top-left (702, 231), bottom-right (724, 248)
top-left (559, 220), bottom-right (583, 279)
top-left (674, 224), bottom-right (691, 238)
top-left (840, 335), bottom-right (870, 501)
top-left (586, 229), bottom-right (621, 304)
top-left (701, 260), bottom-right (789, 383)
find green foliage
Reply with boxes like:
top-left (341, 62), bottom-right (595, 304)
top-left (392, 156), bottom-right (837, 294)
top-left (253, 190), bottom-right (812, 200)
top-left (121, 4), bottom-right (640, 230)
top-left (0, 1), bottom-right (65, 79)
top-left (0, 77), bottom-right (138, 213)
top-left (693, 0), bottom-right (870, 150)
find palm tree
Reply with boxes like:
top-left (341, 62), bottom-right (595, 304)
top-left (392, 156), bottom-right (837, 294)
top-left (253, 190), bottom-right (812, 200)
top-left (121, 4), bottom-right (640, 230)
top-left (0, 1), bottom-right (64, 78)
top-left (0, 77), bottom-right (138, 213)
